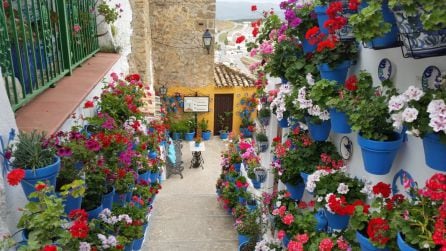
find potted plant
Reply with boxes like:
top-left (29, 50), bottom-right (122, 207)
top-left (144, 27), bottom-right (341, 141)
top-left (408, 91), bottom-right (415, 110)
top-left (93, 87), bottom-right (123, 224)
top-left (314, 0), bottom-right (357, 38)
top-left (235, 176), bottom-right (248, 191)
top-left (388, 86), bottom-right (446, 171)
top-left (392, 173), bottom-right (445, 250)
top-left (349, 182), bottom-right (405, 250)
top-left (306, 169), bottom-right (369, 231)
top-left (6, 130), bottom-right (60, 199)
top-left (220, 182), bottom-right (238, 213)
top-left (234, 210), bottom-right (261, 246)
top-left (258, 107), bottom-right (271, 126)
top-left (255, 132), bottom-right (269, 153)
top-left (183, 119), bottom-right (196, 141)
top-left (240, 117), bottom-right (254, 138)
top-left (348, 0), bottom-right (399, 49)
top-left (218, 113), bottom-right (231, 140)
top-left (194, 137), bottom-right (202, 147)
top-left (230, 152), bottom-right (243, 172)
top-left (345, 71), bottom-right (402, 175)
top-left (199, 118), bottom-right (211, 141)
top-left (82, 168), bottom-right (106, 219)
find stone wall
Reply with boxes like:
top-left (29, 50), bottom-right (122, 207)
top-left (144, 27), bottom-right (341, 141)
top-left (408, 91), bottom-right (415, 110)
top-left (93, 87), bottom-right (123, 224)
top-left (149, 0), bottom-right (216, 88)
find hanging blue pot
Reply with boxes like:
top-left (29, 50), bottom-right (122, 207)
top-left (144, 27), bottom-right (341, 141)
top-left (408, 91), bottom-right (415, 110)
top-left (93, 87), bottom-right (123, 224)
top-left (282, 235), bottom-right (290, 248)
top-left (169, 97), bottom-right (175, 103)
top-left (179, 101), bottom-right (184, 108)
top-left (251, 179), bottom-right (261, 189)
top-left (238, 196), bottom-right (246, 205)
top-left (149, 171), bottom-right (160, 184)
top-left (101, 186), bottom-right (115, 210)
top-left (125, 190), bottom-right (133, 203)
top-left (87, 204), bottom-right (103, 220)
top-left (238, 234), bottom-right (250, 246)
top-left (397, 233), bottom-right (418, 251)
top-left (202, 131), bottom-right (212, 141)
top-left (133, 236), bottom-right (145, 250)
top-left (306, 118), bottom-right (331, 142)
top-left (233, 163), bottom-right (241, 172)
top-left (240, 127), bottom-right (252, 138)
top-left (148, 150), bottom-right (157, 159)
top-left (302, 38), bottom-right (317, 53)
top-left (172, 132), bottom-right (181, 140)
top-left (173, 107), bottom-right (178, 113)
top-left (21, 157), bottom-right (61, 200)
top-left (63, 193), bottom-right (83, 215)
top-left (138, 171), bottom-right (151, 182)
top-left (184, 132), bottom-right (195, 141)
top-left (247, 203), bottom-right (257, 212)
top-left (220, 131), bottom-right (229, 140)
top-left (357, 132), bottom-right (403, 175)
top-left (260, 117), bottom-right (270, 126)
top-left (329, 108), bottom-right (351, 133)
top-left (356, 231), bottom-right (390, 251)
top-left (240, 99), bottom-right (246, 105)
top-left (300, 172), bottom-right (310, 185)
top-left (422, 133), bottom-right (446, 171)
top-left (324, 209), bottom-right (350, 230)
top-left (315, 5), bottom-right (329, 35)
top-left (314, 210), bottom-right (328, 232)
top-left (124, 240), bottom-right (134, 251)
top-left (318, 61), bottom-right (351, 84)
top-left (113, 192), bottom-right (128, 206)
top-left (284, 182), bottom-right (305, 201)
top-left (362, 1), bottom-right (399, 49)
top-left (280, 76), bottom-right (288, 84)
top-left (278, 117), bottom-right (289, 128)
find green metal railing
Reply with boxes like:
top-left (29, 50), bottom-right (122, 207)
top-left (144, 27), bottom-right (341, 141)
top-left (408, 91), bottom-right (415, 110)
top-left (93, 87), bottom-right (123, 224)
top-left (0, 0), bottom-right (99, 111)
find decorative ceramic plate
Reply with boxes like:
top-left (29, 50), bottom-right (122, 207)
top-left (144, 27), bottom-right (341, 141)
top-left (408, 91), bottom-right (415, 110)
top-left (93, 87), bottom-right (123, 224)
top-left (340, 136), bottom-right (353, 160)
top-left (421, 65), bottom-right (442, 90)
top-left (378, 58), bottom-right (393, 82)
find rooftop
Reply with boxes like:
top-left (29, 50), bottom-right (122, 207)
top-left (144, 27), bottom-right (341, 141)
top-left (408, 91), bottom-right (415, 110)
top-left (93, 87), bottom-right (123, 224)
top-left (214, 63), bottom-right (255, 88)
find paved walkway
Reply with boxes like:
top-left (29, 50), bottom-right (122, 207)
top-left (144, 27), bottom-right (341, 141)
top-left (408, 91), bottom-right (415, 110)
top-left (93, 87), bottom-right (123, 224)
top-left (143, 137), bottom-right (238, 251)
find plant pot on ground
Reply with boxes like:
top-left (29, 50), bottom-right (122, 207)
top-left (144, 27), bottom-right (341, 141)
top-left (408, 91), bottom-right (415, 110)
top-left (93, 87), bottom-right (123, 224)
top-left (199, 118), bottom-right (212, 140)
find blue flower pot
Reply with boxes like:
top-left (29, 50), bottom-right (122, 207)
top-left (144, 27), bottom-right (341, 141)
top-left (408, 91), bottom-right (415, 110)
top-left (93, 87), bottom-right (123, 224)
top-left (238, 234), bottom-right (250, 246)
top-left (172, 132), bottom-right (181, 140)
top-left (234, 163), bottom-right (241, 172)
top-left (300, 172), bottom-right (310, 185)
top-left (138, 171), bottom-right (151, 182)
top-left (315, 5), bottom-right (329, 35)
top-left (195, 143), bottom-right (200, 147)
top-left (282, 235), bottom-right (290, 248)
top-left (240, 127), bottom-right (252, 138)
top-left (329, 108), bottom-right (351, 134)
top-left (306, 118), bottom-right (331, 142)
top-left (133, 236), bottom-right (145, 250)
top-left (202, 131), bottom-right (212, 141)
top-left (184, 132), bottom-right (195, 141)
top-left (278, 117), bottom-right (289, 128)
top-left (148, 151), bottom-right (157, 159)
top-left (260, 117), bottom-right (270, 126)
top-left (280, 76), bottom-right (288, 84)
top-left (357, 132), bottom-right (403, 175)
top-left (324, 209), bottom-right (350, 230)
top-left (21, 157), bottom-right (61, 199)
top-left (101, 186), bottom-right (115, 210)
top-left (397, 233), bottom-right (418, 251)
top-left (251, 179), bottom-right (261, 189)
top-left (284, 182), bottom-right (305, 201)
top-left (356, 231), bottom-right (390, 251)
top-left (125, 190), bottom-right (133, 203)
top-left (422, 133), bottom-right (446, 171)
top-left (247, 203), bottom-right (257, 212)
top-left (149, 171), bottom-right (160, 183)
top-left (124, 240), bottom-right (134, 251)
top-left (87, 204), bottom-right (103, 220)
top-left (220, 131), bottom-right (229, 140)
top-left (113, 192), bottom-right (128, 206)
top-left (362, 1), bottom-right (399, 49)
top-left (238, 196), bottom-right (246, 205)
top-left (239, 241), bottom-right (249, 251)
top-left (63, 194), bottom-right (83, 215)
top-left (11, 43), bottom-right (37, 93)
top-left (318, 61), bottom-right (351, 84)
top-left (314, 210), bottom-right (328, 232)
top-left (302, 38), bottom-right (317, 53)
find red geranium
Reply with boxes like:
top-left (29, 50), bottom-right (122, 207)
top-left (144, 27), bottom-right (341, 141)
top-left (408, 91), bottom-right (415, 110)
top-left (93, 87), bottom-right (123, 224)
top-left (7, 168), bottom-right (25, 186)
top-left (327, 194), bottom-right (369, 215)
top-left (69, 220), bottom-right (89, 239)
top-left (251, 5), bottom-right (257, 11)
top-left (236, 35), bottom-right (246, 44)
top-left (252, 27), bottom-right (259, 37)
top-left (305, 26), bottom-right (324, 45)
top-left (372, 182), bottom-right (391, 198)
top-left (84, 100), bottom-right (94, 108)
top-left (316, 38), bottom-right (337, 52)
top-left (41, 245), bottom-right (57, 251)
top-left (423, 173), bottom-right (446, 201)
top-left (324, 16), bottom-right (347, 34)
top-left (345, 75), bottom-right (358, 91)
top-left (326, 1), bottom-right (343, 19)
top-left (125, 74), bottom-right (141, 82)
top-left (367, 217), bottom-right (391, 246)
top-left (35, 183), bottom-right (47, 191)
top-left (348, 0), bottom-right (360, 11)
top-left (68, 209), bottom-right (89, 221)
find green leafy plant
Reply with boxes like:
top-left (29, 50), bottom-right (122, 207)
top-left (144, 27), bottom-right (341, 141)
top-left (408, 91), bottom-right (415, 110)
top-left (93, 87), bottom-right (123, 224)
top-left (258, 108), bottom-right (271, 118)
top-left (12, 130), bottom-right (56, 170)
top-left (235, 210), bottom-right (262, 238)
top-left (265, 39), bottom-right (302, 78)
top-left (388, 0), bottom-right (446, 31)
top-left (230, 152), bottom-right (242, 164)
top-left (349, 1), bottom-right (392, 43)
top-left (255, 132), bottom-right (268, 142)
top-left (198, 118), bottom-right (209, 132)
top-left (313, 39), bottom-right (358, 68)
top-left (97, 1), bottom-right (122, 25)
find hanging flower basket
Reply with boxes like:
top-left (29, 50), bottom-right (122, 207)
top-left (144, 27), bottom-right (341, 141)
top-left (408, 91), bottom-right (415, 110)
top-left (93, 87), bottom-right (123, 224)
top-left (393, 10), bottom-right (446, 59)
top-left (357, 132), bottom-right (403, 175)
top-left (284, 182), bottom-right (305, 201)
top-left (314, 210), bottom-right (328, 232)
top-left (306, 117), bottom-right (332, 142)
top-left (422, 133), bottom-right (446, 171)
top-left (324, 209), bottom-right (350, 231)
top-left (397, 233), bottom-right (418, 251)
top-left (21, 156), bottom-right (61, 199)
top-left (315, 3), bottom-right (356, 40)
top-left (356, 231), bottom-right (390, 251)
top-left (317, 60), bottom-right (351, 84)
top-left (302, 37), bottom-right (317, 54)
top-left (278, 117), bottom-right (289, 128)
top-left (329, 108), bottom-right (351, 134)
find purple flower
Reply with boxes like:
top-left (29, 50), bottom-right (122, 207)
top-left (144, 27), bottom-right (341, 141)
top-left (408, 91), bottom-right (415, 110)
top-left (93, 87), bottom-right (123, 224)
top-left (280, 1), bottom-right (288, 9)
top-left (4, 150), bottom-right (12, 160)
top-left (288, 0), bottom-right (297, 4)
top-left (85, 139), bottom-right (101, 152)
top-left (284, 9), bottom-right (296, 21)
top-left (289, 17), bottom-right (302, 28)
top-left (57, 147), bottom-right (72, 157)
top-left (278, 23), bottom-right (288, 36)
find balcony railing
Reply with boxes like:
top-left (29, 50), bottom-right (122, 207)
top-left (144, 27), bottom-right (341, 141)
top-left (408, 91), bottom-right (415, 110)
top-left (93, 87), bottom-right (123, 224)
top-left (0, 0), bottom-right (99, 111)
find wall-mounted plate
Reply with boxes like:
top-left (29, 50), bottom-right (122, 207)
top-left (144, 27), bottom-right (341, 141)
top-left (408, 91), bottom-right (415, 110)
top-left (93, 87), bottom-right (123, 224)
top-left (340, 136), bottom-right (353, 160)
top-left (421, 65), bottom-right (442, 90)
top-left (378, 58), bottom-right (393, 82)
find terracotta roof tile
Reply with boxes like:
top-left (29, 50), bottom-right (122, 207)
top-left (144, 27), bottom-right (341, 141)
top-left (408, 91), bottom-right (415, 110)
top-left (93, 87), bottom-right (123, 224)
top-left (214, 63), bottom-right (255, 88)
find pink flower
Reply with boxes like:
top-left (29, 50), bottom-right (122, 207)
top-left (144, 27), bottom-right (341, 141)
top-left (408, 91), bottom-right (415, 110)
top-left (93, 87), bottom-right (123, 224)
top-left (278, 205), bottom-right (287, 216)
top-left (249, 48), bottom-right (258, 57)
top-left (336, 237), bottom-right (349, 250)
top-left (277, 230), bottom-right (286, 240)
top-left (296, 233), bottom-right (309, 244)
top-left (73, 24), bottom-right (81, 33)
top-left (110, 72), bottom-right (119, 81)
top-left (278, 34), bottom-right (287, 43)
top-left (288, 240), bottom-right (304, 251)
top-left (319, 238), bottom-right (334, 251)
top-left (259, 41), bottom-right (274, 55)
top-left (282, 213), bottom-right (294, 225)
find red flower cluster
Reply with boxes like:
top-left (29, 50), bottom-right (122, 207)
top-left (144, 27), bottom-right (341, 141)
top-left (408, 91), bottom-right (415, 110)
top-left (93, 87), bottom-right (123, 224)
top-left (348, 0), bottom-right (360, 11)
top-left (316, 38), bottom-right (337, 52)
top-left (318, 153), bottom-right (344, 171)
top-left (372, 182), bottom-right (391, 198)
top-left (69, 209), bottom-right (88, 221)
top-left (433, 202), bottom-right (446, 248)
top-left (345, 75), bottom-right (358, 91)
top-left (41, 245), bottom-right (57, 251)
top-left (423, 173), bottom-right (446, 201)
top-left (69, 219), bottom-right (89, 238)
top-left (125, 73), bottom-right (141, 83)
top-left (305, 26), bottom-right (325, 45)
top-left (7, 168), bottom-right (25, 186)
top-left (84, 100), bottom-right (94, 108)
top-left (327, 194), bottom-right (369, 215)
top-left (35, 183), bottom-right (47, 191)
top-left (326, 1), bottom-right (343, 19)
top-left (236, 35), bottom-right (246, 44)
top-left (251, 5), bottom-right (257, 12)
top-left (324, 17), bottom-right (347, 34)
top-left (367, 217), bottom-right (391, 245)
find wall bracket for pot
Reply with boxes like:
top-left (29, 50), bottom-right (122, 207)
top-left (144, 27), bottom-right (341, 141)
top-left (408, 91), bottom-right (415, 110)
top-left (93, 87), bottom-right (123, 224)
top-left (392, 169), bottom-right (416, 196)
top-left (0, 128), bottom-right (15, 177)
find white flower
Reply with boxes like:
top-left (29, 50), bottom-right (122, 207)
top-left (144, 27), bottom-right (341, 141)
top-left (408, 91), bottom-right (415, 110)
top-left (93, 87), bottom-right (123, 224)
top-left (402, 107), bottom-right (419, 123)
top-left (97, 234), bottom-right (118, 249)
top-left (79, 242), bottom-right (91, 251)
top-left (403, 86), bottom-right (424, 101)
top-left (427, 99), bottom-right (446, 115)
top-left (308, 105), bottom-right (321, 116)
top-left (391, 112), bottom-right (403, 130)
top-left (429, 116), bottom-right (446, 133)
top-left (388, 95), bottom-right (406, 112)
top-left (306, 73), bottom-right (315, 86)
top-left (317, 196), bottom-right (324, 202)
top-left (118, 214), bottom-right (133, 224)
top-left (337, 183), bottom-right (349, 194)
top-left (319, 109), bottom-right (330, 121)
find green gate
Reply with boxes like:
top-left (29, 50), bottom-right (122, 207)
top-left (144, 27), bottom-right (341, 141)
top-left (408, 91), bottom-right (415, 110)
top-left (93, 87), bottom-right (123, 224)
top-left (0, 0), bottom-right (99, 111)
